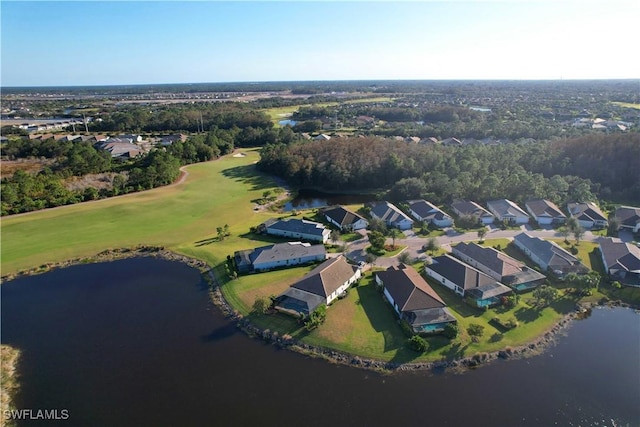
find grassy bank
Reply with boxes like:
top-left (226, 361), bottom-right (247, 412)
top-left (0, 345), bottom-right (20, 427)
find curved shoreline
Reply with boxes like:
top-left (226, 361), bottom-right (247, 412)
top-left (1, 248), bottom-right (634, 375)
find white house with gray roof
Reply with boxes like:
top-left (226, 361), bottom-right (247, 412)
top-left (407, 200), bottom-right (453, 228)
top-left (567, 202), bottom-right (608, 229)
top-left (375, 264), bottom-right (456, 333)
top-left (234, 242), bottom-right (326, 273)
top-left (486, 199), bottom-right (530, 225)
top-left (452, 242), bottom-right (546, 292)
top-left (451, 200), bottom-right (495, 225)
top-left (425, 254), bottom-right (511, 307)
top-left (599, 237), bottom-right (640, 287)
top-left (274, 256), bottom-right (361, 315)
top-left (369, 201), bottom-right (414, 230)
top-left (614, 206), bottom-right (640, 234)
top-left (525, 199), bottom-right (567, 226)
top-left (513, 233), bottom-right (588, 279)
top-left (262, 218), bottom-right (330, 243)
top-left (321, 206), bottom-right (368, 231)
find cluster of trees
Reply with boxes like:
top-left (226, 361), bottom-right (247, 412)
top-left (258, 134), bottom-right (639, 206)
top-left (89, 103), bottom-right (274, 134)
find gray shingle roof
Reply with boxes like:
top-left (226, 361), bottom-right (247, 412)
top-left (599, 237), bottom-right (640, 273)
top-left (487, 199), bottom-right (529, 219)
top-left (451, 200), bottom-right (493, 219)
top-left (265, 218), bottom-right (327, 237)
top-left (322, 206), bottom-right (367, 228)
top-left (369, 201), bottom-right (413, 225)
top-left (428, 254), bottom-right (497, 291)
top-left (407, 199), bottom-right (451, 222)
top-left (291, 256), bottom-right (358, 298)
top-left (525, 199), bottom-right (567, 219)
top-left (251, 242), bottom-right (326, 264)
top-left (567, 202), bottom-right (607, 223)
top-left (513, 233), bottom-right (586, 272)
top-left (615, 206), bottom-right (640, 228)
top-left (377, 265), bottom-right (447, 312)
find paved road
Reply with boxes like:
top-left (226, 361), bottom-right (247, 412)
top-left (345, 224), bottom-right (615, 270)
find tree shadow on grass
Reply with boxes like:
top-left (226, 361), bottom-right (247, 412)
top-left (195, 237), bottom-right (220, 247)
top-left (514, 306), bottom-right (543, 323)
top-left (221, 164), bottom-right (278, 191)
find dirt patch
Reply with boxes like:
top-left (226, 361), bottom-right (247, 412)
top-left (0, 158), bottom-right (55, 179)
top-left (64, 172), bottom-right (128, 192)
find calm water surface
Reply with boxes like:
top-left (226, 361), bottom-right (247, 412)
top-left (1, 258), bottom-right (639, 426)
top-left (284, 189), bottom-right (377, 211)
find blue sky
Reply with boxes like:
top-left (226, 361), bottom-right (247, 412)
top-left (1, 1), bottom-right (638, 86)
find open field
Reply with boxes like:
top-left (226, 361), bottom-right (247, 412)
top-left (0, 149), bottom-right (282, 275)
top-left (611, 101), bottom-right (640, 110)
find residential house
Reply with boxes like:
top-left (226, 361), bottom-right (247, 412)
top-left (614, 206), bottom-right (640, 234)
top-left (234, 242), bottom-right (326, 274)
top-left (450, 200), bottom-right (495, 225)
top-left (407, 200), bottom-right (454, 228)
top-left (368, 201), bottom-right (414, 230)
top-left (513, 233), bottom-right (588, 278)
top-left (452, 242), bottom-right (546, 292)
top-left (567, 202), bottom-right (608, 229)
top-left (486, 199), bottom-right (530, 225)
top-left (321, 206), bottom-right (368, 231)
top-left (274, 256), bottom-right (361, 316)
top-left (96, 138), bottom-right (144, 159)
top-left (159, 134), bottom-right (188, 146)
top-left (313, 134), bottom-right (331, 141)
top-left (375, 264), bottom-right (456, 333)
top-left (425, 255), bottom-right (512, 307)
top-left (525, 199), bottom-right (567, 226)
top-left (599, 237), bottom-right (640, 287)
top-left (261, 218), bottom-right (330, 243)
top-left (440, 137), bottom-right (462, 146)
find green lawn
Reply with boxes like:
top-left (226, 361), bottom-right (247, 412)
top-left (1, 149), bottom-right (282, 275)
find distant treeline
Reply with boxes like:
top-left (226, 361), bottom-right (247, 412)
top-left (257, 134), bottom-right (640, 206)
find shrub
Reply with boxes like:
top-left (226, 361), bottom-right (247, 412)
top-left (252, 296), bottom-right (271, 314)
top-left (467, 323), bottom-right (485, 342)
top-left (408, 335), bottom-right (429, 353)
top-left (443, 322), bottom-right (458, 339)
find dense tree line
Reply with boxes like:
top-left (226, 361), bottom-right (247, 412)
top-left (257, 134), bottom-right (639, 205)
top-left (89, 103), bottom-right (274, 134)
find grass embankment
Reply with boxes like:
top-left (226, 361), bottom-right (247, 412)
top-left (1, 345), bottom-right (20, 427)
top-left (224, 270), bottom-right (574, 363)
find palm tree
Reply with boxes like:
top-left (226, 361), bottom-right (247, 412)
top-left (388, 228), bottom-right (401, 249)
top-left (477, 228), bottom-right (487, 242)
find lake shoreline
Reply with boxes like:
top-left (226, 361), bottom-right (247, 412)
top-left (2, 250), bottom-right (634, 375)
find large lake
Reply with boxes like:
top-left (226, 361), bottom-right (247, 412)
top-left (1, 258), bottom-right (639, 426)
